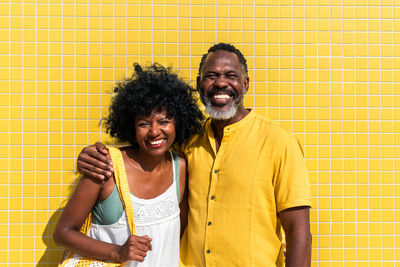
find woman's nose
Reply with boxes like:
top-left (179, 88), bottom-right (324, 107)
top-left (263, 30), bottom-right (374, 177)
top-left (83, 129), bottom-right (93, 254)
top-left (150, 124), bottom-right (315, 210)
top-left (149, 123), bottom-right (161, 136)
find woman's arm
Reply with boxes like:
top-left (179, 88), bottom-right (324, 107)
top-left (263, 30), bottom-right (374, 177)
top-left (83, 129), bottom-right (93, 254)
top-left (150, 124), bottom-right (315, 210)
top-left (53, 176), bottom-right (152, 262)
top-left (53, 176), bottom-right (122, 261)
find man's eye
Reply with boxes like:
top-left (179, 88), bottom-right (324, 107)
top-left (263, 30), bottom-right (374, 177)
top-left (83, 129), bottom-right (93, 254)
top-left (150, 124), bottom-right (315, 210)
top-left (204, 74), bottom-right (217, 79)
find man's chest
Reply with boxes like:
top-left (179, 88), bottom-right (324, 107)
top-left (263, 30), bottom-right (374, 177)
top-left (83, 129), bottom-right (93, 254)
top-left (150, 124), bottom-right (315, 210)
top-left (186, 137), bottom-right (278, 198)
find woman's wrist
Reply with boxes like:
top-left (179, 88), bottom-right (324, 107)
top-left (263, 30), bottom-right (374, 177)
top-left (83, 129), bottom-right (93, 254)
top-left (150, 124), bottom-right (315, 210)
top-left (109, 244), bottom-right (122, 262)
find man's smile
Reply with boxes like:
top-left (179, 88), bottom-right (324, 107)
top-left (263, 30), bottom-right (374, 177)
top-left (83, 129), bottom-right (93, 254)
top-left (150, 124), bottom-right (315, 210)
top-left (206, 88), bottom-right (238, 107)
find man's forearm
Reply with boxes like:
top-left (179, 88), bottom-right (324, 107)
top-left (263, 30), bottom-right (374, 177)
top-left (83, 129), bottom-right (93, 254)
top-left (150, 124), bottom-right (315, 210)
top-left (285, 231), bottom-right (311, 267)
top-left (279, 206), bottom-right (311, 267)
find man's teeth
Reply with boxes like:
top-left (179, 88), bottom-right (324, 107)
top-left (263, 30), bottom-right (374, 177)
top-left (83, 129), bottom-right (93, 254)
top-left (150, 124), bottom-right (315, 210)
top-left (214, 94), bottom-right (230, 99)
top-left (150, 139), bottom-right (164, 145)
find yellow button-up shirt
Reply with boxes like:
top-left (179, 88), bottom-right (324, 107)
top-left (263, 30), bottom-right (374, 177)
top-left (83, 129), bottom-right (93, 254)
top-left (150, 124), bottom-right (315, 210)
top-left (180, 110), bottom-right (311, 267)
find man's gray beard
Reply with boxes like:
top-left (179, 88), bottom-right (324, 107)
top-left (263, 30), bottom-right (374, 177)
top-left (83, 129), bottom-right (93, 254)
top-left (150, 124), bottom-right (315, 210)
top-left (201, 93), bottom-right (244, 121)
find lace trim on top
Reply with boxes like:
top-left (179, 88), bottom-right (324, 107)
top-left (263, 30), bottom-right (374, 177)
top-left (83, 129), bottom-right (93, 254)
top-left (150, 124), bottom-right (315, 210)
top-left (130, 178), bottom-right (180, 226)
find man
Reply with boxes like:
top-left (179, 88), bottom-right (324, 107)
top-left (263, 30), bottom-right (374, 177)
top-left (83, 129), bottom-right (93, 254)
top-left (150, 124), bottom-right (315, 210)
top-left (77, 43), bottom-right (312, 266)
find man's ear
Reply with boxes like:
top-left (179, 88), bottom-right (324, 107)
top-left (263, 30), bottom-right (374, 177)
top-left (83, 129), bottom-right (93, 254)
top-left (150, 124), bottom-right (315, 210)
top-left (244, 76), bottom-right (249, 93)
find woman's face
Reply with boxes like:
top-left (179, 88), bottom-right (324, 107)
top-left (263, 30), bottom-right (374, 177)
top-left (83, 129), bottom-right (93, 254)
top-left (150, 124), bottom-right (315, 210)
top-left (134, 110), bottom-right (176, 157)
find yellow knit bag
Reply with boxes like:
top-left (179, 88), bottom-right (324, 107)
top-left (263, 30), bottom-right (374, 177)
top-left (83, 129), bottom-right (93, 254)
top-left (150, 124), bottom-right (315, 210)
top-left (59, 147), bottom-right (136, 267)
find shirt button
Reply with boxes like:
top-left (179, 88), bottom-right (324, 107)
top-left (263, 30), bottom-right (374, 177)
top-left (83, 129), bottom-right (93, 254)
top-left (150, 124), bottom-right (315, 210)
top-left (210, 196), bottom-right (215, 200)
top-left (214, 169), bottom-right (218, 173)
top-left (208, 221), bottom-right (212, 226)
top-left (206, 249), bottom-right (211, 254)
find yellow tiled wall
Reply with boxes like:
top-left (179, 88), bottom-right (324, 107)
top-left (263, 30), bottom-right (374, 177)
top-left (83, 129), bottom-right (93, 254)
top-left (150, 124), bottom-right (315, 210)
top-left (2, 0), bottom-right (399, 266)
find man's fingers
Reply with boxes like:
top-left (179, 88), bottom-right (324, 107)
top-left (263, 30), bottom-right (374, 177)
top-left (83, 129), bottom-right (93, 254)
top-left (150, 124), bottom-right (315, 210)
top-left (78, 159), bottom-right (111, 174)
top-left (95, 142), bottom-right (110, 156)
top-left (78, 153), bottom-right (113, 172)
top-left (83, 148), bottom-right (113, 166)
top-left (77, 162), bottom-right (112, 179)
top-left (81, 170), bottom-right (106, 181)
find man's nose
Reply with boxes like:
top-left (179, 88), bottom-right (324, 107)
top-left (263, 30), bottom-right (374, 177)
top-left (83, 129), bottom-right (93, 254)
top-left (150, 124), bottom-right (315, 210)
top-left (214, 75), bottom-right (228, 88)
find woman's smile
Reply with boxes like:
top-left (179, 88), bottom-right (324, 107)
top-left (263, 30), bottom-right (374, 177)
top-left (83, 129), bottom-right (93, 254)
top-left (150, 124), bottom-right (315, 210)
top-left (147, 138), bottom-right (167, 148)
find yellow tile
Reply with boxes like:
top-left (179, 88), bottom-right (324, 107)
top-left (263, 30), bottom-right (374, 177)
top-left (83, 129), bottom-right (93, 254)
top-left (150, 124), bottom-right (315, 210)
top-left (330, 184), bottom-right (342, 197)
top-left (22, 196), bottom-right (35, 210)
top-left (331, 148), bottom-right (343, 160)
top-left (36, 158), bottom-right (49, 173)
top-left (20, 221), bottom-right (35, 236)
top-left (356, 248), bottom-right (369, 261)
top-left (21, 250), bottom-right (36, 264)
top-left (47, 184), bottom-right (61, 198)
top-left (317, 194), bottom-right (332, 209)
top-left (35, 234), bottom-right (48, 251)
top-left (319, 248), bottom-right (331, 261)
top-left (368, 248), bottom-right (382, 261)
top-left (21, 183), bottom-right (35, 197)
top-left (202, 18), bottom-right (216, 32)
top-left (9, 222), bottom-right (22, 238)
top-left (8, 211), bottom-right (23, 225)
top-left (330, 248), bottom-right (344, 262)
top-left (319, 235), bottom-right (331, 248)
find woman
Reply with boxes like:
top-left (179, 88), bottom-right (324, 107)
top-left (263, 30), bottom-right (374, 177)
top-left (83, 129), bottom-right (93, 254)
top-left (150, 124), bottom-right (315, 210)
top-left (53, 63), bottom-right (204, 266)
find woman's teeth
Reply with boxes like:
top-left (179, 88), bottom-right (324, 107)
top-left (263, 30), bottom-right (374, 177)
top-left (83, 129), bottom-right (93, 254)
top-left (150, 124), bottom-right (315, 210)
top-left (150, 139), bottom-right (164, 145)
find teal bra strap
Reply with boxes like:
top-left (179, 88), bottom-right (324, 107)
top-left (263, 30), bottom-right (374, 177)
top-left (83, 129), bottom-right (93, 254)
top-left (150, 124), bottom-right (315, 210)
top-left (171, 151), bottom-right (181, 203)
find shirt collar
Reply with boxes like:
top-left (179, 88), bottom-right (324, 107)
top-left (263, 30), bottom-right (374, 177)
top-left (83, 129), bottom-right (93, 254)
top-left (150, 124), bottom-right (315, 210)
top-left (205, 109), bottom-right (255, 134)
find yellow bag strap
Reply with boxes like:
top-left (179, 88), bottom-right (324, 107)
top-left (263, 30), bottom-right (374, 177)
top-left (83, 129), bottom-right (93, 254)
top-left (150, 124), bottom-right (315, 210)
top-left (108, 146), bottom-right (136, 235)
top-left (59, 146), bottom-right (134, 267)
top-left (79, 213), bottom-right (92, 235)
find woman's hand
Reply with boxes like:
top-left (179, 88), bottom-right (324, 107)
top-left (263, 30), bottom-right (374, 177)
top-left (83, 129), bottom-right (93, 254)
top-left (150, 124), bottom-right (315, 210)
top-left (116, 235), bottom-right (152, 262)
top-left (77, 142), bottom-right (114, 181)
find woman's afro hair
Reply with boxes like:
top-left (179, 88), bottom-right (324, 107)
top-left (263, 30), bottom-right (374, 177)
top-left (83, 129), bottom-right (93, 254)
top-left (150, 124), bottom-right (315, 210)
top-left (103, 63), bottom-right (204, 147)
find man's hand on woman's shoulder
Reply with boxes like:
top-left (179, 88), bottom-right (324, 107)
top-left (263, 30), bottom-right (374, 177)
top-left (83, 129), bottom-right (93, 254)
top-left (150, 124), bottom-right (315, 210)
top-left (77, 142), bottom-right (114, 181)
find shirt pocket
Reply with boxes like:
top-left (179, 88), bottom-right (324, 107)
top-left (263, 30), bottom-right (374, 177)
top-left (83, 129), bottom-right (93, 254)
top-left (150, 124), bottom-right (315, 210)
top-left (252, 175), bottom-right (276, 209)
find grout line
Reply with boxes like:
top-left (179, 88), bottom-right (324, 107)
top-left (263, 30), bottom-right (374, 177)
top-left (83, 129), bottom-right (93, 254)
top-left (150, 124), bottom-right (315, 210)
top-left (20, 1), bottom-right (24, 264)
top-left (7, 1), bottom-right (11, 265)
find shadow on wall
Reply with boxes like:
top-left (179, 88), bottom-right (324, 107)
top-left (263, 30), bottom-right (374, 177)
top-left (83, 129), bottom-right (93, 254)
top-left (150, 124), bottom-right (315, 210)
top-left (37, 172), bottom-right (77, 266)
top-left (37, 207), bottom-right (65, 266)
top-left (37, 142), bottom-right (119, 265)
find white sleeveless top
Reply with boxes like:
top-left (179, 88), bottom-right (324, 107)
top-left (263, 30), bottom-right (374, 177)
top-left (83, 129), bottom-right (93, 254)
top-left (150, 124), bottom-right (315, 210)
top-left (88, 151), bottom-right (180, 267)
